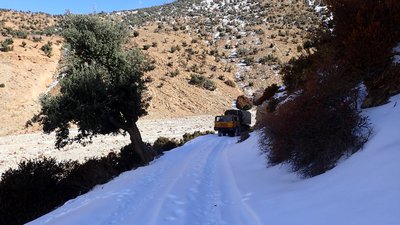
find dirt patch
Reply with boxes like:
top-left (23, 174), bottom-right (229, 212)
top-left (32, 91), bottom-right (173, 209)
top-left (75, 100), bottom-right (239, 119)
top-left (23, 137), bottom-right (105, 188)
top-left (0, 36), bottom-right (62, 136)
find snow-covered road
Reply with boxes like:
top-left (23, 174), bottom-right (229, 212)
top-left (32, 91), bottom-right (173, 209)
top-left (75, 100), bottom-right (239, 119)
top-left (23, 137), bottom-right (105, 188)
top-left (28, 94), bottom-right (400, 225)
top-left (28, 135), bottom-right (262, 225)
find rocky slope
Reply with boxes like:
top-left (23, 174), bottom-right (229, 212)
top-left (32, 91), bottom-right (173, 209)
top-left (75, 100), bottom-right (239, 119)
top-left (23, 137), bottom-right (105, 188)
top-left (0, 0), bottom-right (320, 135)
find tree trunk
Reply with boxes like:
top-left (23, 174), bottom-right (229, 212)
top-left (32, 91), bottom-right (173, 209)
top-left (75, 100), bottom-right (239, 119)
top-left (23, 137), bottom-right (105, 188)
top-left (109, 116), bottom-right (152, 164)
top-left (126, 123), bottom-right (152, 164)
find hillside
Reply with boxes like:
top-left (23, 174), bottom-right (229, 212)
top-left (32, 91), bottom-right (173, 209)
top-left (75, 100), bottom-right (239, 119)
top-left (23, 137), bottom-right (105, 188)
top-left (28, 94), bottom-right (400, 225)
top-left (0, 0), bottom-right (320, 135)
top-left (0, 35), bottom-right (62, 135)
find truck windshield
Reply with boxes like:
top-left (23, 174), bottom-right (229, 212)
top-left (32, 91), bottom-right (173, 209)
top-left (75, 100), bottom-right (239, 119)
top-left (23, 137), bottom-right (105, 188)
top-left (215, 116), bottom-right (225, 122)
top-left (216, 116), bottom-right (238, 122)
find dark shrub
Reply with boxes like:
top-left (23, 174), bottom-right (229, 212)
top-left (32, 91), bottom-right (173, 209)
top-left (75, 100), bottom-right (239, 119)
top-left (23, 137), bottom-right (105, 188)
top-left (0, 158), bottom-right (76, 225)
top-left (254, 84), bottom-right (279, 106)
top-left (181, 131), bottom-right (214, 144)
top-left (168, 69), bottom-right (180, 77)
top-left (12, 29), bottom-right (28, 39)
top-left (0, 38), bottom-right (14, 52)
top-left (115, 144), bottom-right (145, 172)
top-left (266, 97), bottom-right (279, 113)
top-left (325, 0), bottom-right (400, 105)
top-left (59, 157), bottom-right (118, 196)
top-left (41, 41), bottom-right (53, 57)
top-left (362, 64), bottom-right (400, 108)
top-left (243, 57), bottom-right (255, 66)
top-left (259, 54), bottom-right (278, 65)
top-left (153, 137), bottom-right (181, 153)
top-left (189, 74), bottom-right (216, 91)
top-left (260, 77), bottom-right (370, 177)
top-left (142, 44), bottom-right (151, 50)
top-left (281, 55), bottom-right (313, 93)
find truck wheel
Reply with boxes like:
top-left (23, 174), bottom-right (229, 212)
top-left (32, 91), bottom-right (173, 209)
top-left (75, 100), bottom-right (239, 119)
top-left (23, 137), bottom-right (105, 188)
top-left (218, 131), bottom-right (222, 136)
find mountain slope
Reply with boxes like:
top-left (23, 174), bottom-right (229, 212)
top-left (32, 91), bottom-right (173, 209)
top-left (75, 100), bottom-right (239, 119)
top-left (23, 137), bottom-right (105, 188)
top-left (0, 0), bottom-right (320, 135)
top-left (28, 94), bottom-right (400, 225)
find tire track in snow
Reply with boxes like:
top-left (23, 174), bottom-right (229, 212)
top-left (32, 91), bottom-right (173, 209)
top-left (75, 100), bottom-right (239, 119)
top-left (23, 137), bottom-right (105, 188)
top-left (29, 135), bottom-right (262, 225)
top-left (107, 136), bottom-right (220, 225)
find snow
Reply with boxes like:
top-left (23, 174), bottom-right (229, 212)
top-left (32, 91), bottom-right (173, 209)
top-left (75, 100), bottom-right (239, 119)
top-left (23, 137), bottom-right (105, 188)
top-left (28, 94), bottom-right (400, 225)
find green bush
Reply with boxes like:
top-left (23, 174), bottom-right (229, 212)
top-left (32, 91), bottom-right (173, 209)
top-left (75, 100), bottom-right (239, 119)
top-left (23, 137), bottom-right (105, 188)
top-left (12, 29), bottom-right (28, 39)
top-left (0, 38), bottom-right (14, 52)
top-left (41, 41), bottom-right (53, 57)
top-left (189, 74), bottom-right (216, 91)
top-left (181, 131), bottom-right (214, 144)
top-left (243, 57), bottom-right (255, 66)
top-left (168, 69), bottom-right (180, 77)
top-left (142, 44), bottom-right (151, 50)
top-left (152, 131), bottom-right (214, 154)
top-left (170, 45), bottom-right (181, 53)
top-left (153, 137), bottom-right (181, 153)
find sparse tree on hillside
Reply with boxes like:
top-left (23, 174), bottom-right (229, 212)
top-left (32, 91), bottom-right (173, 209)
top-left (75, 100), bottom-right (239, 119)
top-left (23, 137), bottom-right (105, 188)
top-left (37, 15), bottom-right (153, 164)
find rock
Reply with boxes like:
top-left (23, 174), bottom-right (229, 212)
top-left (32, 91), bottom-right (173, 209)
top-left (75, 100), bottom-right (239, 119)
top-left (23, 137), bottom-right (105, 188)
top-left (236, 95), bottom-right (253, 110)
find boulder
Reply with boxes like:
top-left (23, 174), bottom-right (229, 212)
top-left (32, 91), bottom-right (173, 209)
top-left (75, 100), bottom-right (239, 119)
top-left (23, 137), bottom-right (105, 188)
top-left (236, 95), bottom-right (253, 110)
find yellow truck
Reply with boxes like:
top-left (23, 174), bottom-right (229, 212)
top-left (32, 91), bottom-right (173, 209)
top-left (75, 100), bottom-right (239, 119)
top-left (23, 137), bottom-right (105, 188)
top-left (214, 109), bottom-right (251, 136)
